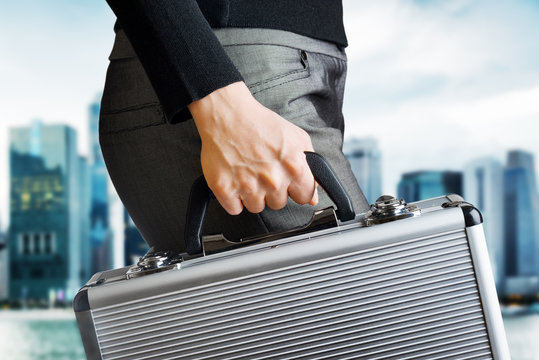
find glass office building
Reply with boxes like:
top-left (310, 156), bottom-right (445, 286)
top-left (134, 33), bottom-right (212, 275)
top-left (124, 209), bottom-right (149, 266)
top-left (343, 138), bottom-right (382, 204)
top-left (79, 155), bottom-right (92, 283)
top-left (504, 150), bottom-right (539, 279)
top-left (88, 98), bottom-right (113, 274)
top-left (464, 157), bottom-right (505, 292)
top-left (397, 170), bottom-right (462, 203)
top-left (8, 121), bottom-right (86, 301)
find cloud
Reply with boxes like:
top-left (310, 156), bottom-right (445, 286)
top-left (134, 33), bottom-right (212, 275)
top-left (342, 0), bottom-right (539, 194)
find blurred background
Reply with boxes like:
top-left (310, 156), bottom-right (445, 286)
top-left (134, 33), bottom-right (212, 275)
top-left (1, 0), bottom-right (538, 359)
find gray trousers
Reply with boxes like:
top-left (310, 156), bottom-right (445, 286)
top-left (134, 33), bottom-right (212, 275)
top-left (99, 28), bottom-right (368, 252)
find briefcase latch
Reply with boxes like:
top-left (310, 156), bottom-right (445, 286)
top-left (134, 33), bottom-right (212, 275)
top-left (365, 195), bottom-right (420, 226)
top-left (126, 250), bottom-right (183, 279)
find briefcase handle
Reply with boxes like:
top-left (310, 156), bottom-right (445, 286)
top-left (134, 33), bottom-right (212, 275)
top-left (185, 152), bottom-right (356, 255)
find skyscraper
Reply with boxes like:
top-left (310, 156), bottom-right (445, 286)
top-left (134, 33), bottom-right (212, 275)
top-left (504, 150), bottom-right (539, 278)
top-left (397, 171), bottom-right (462, 202)
top-left (88, 97), bottom-right (113, 274)
top-left (343, 138), bottom-right (382, 204)
top-left (124, 209), bottom-right (149, 266)
top-left (464, 157), bottom-right (504, 291)
top-left (8, 121), bottom-right (85, 301)
top-left (79, 155), bottom-right (92, 283)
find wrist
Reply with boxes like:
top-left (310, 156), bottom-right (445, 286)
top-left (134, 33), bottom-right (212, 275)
top-left (188, 81), bottom-right (253, 135)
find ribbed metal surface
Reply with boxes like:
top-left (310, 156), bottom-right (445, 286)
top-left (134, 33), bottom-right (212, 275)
top-left (92, 229), bottom-right (492, 360)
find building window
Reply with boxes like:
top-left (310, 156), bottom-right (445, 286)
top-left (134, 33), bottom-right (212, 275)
top-left (18, 232), bottom-right (55, 255)
top-left (21, 192), bottom-right (31, 211)
top-left (44, 233), bottom-right (52, 254)
top-left (50, 233), bottom-right (56, 254)
top-left (33, 233), bottom-right (41, 254)
top-left (23, 234), bottom-right (30, 255)
top-left (30, 268), bottom-right (44, 279)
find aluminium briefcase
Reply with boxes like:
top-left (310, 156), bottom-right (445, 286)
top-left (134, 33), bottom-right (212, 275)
top-left (74, 153), bottom-right (510, 360)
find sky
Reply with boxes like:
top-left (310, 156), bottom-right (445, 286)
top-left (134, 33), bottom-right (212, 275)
top-left (1, 0), bottom-right (539, 230)
top-left (342, 0), bottom-right (539, 194)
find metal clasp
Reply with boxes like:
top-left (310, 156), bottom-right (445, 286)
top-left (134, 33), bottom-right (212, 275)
top-left (126, 250), bottom-right (184, 279)
top-left (365, 195), bottom-right (420, 226)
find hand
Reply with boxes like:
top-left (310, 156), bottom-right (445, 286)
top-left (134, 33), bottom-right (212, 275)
top-left (188, 81), bottom-right (319, 215)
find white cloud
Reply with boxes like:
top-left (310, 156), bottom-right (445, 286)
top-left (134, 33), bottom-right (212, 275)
top-left (342, 0), bottom-right (539, 195)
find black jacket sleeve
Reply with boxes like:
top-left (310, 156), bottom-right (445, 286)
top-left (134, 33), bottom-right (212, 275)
top-left (106, 0), bottom-right (244, 123)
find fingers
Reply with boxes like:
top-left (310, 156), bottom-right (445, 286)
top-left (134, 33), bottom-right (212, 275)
top-left (287, 179), bottom-right (318, 206)
top-left (285, 153), bottom-right (318, 206)
top-left (214, 192), bottom-right (243, 216)
top-left (240, 193), bottom-right (266, 213)
top-left (213, 172), bottom-right (316, 215)
top-left (258, 165), bottom-right (287, 210)
top-left (212, 156), bottom-right (318, 214)
top-left (282, 130), bottom-right (317, 206)
top-left (211, 153), bottom-right (319, 214)
top-left (265, 188), bottom-right (289, 210)
top-left (212, 176), bottom-right (267, 215)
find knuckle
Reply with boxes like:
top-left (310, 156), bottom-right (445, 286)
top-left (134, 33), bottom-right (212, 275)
top-left (210, 176), bottom-right (230, 196)
top-left (261, 168), bottom-right (283, 191)
top-left (293, 163), bottom-right (309, 180)
top-left (238, 178), bottom-right (257, 195)
top-left (298, 129), bottom-right (312, 146)
top-left (284, 154), bottom-right (306, 178)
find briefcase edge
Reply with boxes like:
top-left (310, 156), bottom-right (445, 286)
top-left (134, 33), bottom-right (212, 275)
top-left (74, 295), bottom-right (102, 360)
top-left (467, 224), bottom-right (511, 360)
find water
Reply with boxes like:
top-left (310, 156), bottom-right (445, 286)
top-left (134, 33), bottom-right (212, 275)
top-left (0, 310), bottom-right (84, 360)
top-left (0, 310), bottom-right (537, 359)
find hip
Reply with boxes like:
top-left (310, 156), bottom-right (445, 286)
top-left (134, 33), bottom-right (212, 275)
top-left (100, 27), bottom-right (348, 134)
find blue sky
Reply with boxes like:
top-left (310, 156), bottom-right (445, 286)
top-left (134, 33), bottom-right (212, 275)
top-left (342, 0), bottom-right (539, 194)
top-left (1, 0), bottom-right (539, 228)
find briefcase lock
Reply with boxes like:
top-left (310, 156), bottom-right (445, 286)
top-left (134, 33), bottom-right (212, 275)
top-left (365, 195), bottom-right (420, 225)
top-left (126, 250), bottom-right (183, 279)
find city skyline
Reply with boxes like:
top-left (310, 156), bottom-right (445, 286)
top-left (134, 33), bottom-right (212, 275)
top-left (1, 1), bottom-right (539, 299)
top-left (0, 2), bottom-right (537, 358)
top-left (1, 0), bottom-right (539, 231)
top-left (3, 119), bottom-right (539, 220)
top-left (3, 119), bottom-right (539, 303)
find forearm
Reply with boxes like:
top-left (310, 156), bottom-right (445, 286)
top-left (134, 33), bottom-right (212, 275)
top-left (106, 0), bottom-right (243, 123)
